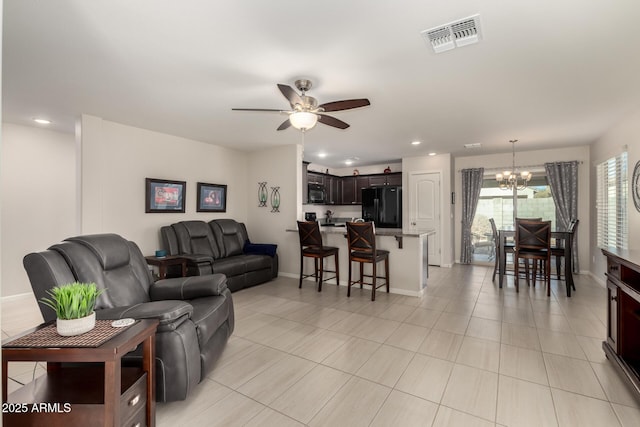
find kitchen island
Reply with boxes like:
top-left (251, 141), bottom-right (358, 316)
top-left (288, 225), bottom-right (435, 297)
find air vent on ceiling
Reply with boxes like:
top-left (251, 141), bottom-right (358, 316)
top-left (421, 14), bottom-right (482, 54)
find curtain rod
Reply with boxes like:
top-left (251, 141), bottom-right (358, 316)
top-left (457, 160), bottom-right (583, 173)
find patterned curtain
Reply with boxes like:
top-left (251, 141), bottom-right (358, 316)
top-left (460, 168), bottom-right (484, 264)
top-left (545, 161), bottom-right (579, 272)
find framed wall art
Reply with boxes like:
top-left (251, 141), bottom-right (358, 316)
top-left (145, 178), bottom-right (186, 213)
top-left (197, 182), bottom-right (227, 212)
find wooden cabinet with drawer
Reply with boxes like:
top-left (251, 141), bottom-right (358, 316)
top-left (602, 248), bottom-right (640, 400)
top-left (3, 319), bottom-right (158, 427)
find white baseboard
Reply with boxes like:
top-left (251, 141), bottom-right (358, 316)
top-left (587, 271), bottom-right (606, 287)
top-left (1, 292), bottom-right (35, 304)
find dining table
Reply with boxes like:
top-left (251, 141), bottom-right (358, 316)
top-left (498, 227), bottom-right (575, 297)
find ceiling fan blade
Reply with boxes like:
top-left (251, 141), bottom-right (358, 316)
top-left (232, 108), bottom-right (287, 112)
top-left (277, 84), bottom-right (303, 108)
top-left (318, 98), bottom-right (370, 112)
top-left (318, 114), bottom-right (349, 129)
top-left (277, 119), bottom-right (291, 131)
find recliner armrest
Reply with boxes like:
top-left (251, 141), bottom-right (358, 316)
top-left (181, 254), bottom-right (214, 264)
top-left (95, 300), bottom-right (193, 328)
top-left (149, 274), bottom-right (228, 301)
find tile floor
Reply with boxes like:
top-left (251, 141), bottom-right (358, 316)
top-left (4, 264), bottom-right (640, 426)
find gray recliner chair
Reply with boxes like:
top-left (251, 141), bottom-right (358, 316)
top-left (23, 233), bottom-right (234, 402)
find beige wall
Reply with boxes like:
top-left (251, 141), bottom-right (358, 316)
top-left (454, 146), bottom-right (591, 273)
top-left (1, 123), bottom-right (76, 296)
top-left (2, 117), bottom-right (305, 297)
top-left (589, 108), bottom-right (640, 281)
top-left (246, 143), bottom-right (302, 277)
top-left (79, 115), bottom-right (249, 255)
top-left (1, 117), bottom-right (252, 298)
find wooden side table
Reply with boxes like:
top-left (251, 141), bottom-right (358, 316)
top-left (2, 319), bottom-right (159, 427)
top-left (145, 255), bottom-right (187, 279)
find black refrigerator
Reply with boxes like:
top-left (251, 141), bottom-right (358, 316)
top-left (361, 186), bottom-right (402, 228)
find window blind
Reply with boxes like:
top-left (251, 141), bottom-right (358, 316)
top-left (596, 151), bottom-right (628, 249)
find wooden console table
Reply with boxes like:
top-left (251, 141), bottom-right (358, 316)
top-left (145, 255), bottom-right (187, 279)
top-left (2, 319), bottom-right (159, 427)
top-left (602, 247), bottom-right (640, 399)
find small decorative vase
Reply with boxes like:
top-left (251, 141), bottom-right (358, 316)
top-left (270, 187), bottom-right (280, 213)
top-left (56, 311), bottom-right (96, 336)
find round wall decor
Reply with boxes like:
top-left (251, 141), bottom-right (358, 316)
top-left (633, 160), bottom-right (640, 211)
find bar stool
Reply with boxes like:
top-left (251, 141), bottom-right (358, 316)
top-left (346, 221), bottom-right (389, 301)
top-left (297, 221), bottom-right (340, 291)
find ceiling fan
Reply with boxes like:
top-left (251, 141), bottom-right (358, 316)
top-left (232, 79), bottom-right (370, 131)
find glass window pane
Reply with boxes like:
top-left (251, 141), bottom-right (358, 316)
top-left (471, 176), bottom-right (556, 264)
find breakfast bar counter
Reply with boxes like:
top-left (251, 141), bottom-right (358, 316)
top-left (288, 225), bottom-right (435, 296)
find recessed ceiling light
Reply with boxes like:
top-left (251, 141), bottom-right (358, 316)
top-left (464, 143), bottom-right (481, 148)
top-left (317, 152), bottom-right (327, 158)
top-left (428, 152), bottom-right (437, 156)
top-left (344, 157), bottom-right (359, 165)
top-left (33, 118), bottom-right (51, 125)
top-left (411, 141), bottom-right (421, 145)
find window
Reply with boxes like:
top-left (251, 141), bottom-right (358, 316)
top-left (597, 151), bottom-right (628, 249)
top-left (471, 173), bottom-right (556, 263)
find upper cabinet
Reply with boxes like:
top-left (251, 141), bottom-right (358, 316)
top-left (368, 173), bottom-right (402, 187)
top-left (326, 175), bottom-right (340, 205)
top-left (303, 165), bottom-right (402, 205)
top-left (341, 176), bottom-right (370, 204)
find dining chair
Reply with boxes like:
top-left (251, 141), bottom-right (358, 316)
top-left (514, 219), bottom-right (552, 295)
top-left (346, 221), bottom-right (389, 301)
top-left (490, 218), bottom-right (513, 282)
top-left (297, 221), bottom-right (340, 291)
top-left (551, 219), bottom-right (579, 289)
top-left (515, 217), bottom-right (543, 279)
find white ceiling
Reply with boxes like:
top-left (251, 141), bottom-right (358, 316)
top-left (4, 0), bottom-right (640, 167)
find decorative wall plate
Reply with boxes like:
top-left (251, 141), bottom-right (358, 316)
top-left (633, 160), bottom-right (640, 212)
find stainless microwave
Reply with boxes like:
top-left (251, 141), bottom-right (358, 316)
top-left (308, 183), bottom-right (326, 204)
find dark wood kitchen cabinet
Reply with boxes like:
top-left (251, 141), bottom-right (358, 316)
top-left (341, 176), bottom-right (370, 205)
top-left (602, 247), bottom-right (640, 399)
top-left (302, 163), bottom-right (403, 205)
top-left (325, 175), bottom-right (340, 205)
top-left (368, 173), bottom-right (402, 187)
top-left (340, 176), bottom-right (356, 204)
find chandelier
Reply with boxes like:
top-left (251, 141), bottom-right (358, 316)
top-left (496, 139), bottom-right (532, 190)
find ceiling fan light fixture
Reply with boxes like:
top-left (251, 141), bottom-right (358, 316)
top-left (289, 111), bottom-right (318, 131)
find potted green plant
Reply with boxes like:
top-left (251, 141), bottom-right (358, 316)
top-left (39, 282), bottom-right (104, 336)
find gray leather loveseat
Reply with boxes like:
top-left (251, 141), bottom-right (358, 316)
top-left (23, 233), bottom-right (234, 402)
top-left (161, 219), bottom-right (278, 292)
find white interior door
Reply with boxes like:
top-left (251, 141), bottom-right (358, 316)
top-left (409, 172), bottom-right (441, 266)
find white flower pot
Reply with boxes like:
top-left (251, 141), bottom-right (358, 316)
top-left (56, 311), bottom-right (96, 336)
